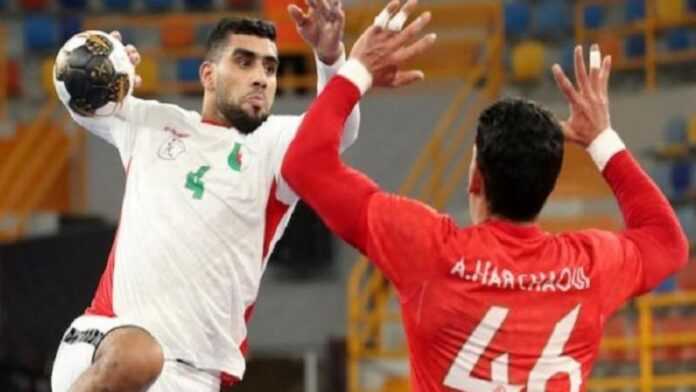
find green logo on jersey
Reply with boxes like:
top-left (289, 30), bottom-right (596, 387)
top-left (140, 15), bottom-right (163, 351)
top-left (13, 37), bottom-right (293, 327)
top-left (186, 165), bottom-right (210, 200)
top-left (228, 142), bottom-right (243, 172)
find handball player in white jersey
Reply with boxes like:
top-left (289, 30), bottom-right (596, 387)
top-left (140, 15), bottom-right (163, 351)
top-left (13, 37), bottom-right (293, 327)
top-left (50, 1), bottom-right (361, 391)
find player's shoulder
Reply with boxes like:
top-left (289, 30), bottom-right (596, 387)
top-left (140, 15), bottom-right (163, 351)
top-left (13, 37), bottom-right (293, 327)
top-left (368, 193), bottom-right (462, 245)
top-left (161, 101), bottom-right (200, 120)
top-left (245, 115), bottom-right (303, 148)
top-left (128, 96), bottom-right (200, 122)
top-left (261, 114), bottom-right (302, 132)
top-left (370, 193), bottom-right (442, 215)
top-left (554, 228), bottom-right (623, 261)
top-left (556, 228), bottom-right (617, 244)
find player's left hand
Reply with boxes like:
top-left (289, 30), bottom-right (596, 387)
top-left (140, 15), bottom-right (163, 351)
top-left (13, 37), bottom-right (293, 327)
top-left (552, 44), bottom-right (613, 147)
top-left (289, 0), bottom-right (345, 65)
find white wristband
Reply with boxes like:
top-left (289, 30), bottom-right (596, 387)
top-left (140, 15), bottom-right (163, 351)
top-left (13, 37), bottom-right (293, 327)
top-left (315, 50), bottom-right (346, 89)
top-left (315, 49), bottom-right (346, 70)
top-left (590, 47), bottom-right (601, 70)
top-left (586, 128), bottom-right (626, 172)
top-left (387, 11), bottom-right (408, 31)
top-left (337, 59), bottom-right (373, 96)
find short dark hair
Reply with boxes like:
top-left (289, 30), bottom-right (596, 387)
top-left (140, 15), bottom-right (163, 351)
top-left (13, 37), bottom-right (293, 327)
top-left (475, 98), bottom-right (564, 222)
top-left (205, 17), bottom-right (277, 61)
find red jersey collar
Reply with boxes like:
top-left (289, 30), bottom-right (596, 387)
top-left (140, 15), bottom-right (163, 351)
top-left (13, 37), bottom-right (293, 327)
top-left (485, 218), bottom-right (545, 239)
top-left (201, 118), bottom-right (231, 128)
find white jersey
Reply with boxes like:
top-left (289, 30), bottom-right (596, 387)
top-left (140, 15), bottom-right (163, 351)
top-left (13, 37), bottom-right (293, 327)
top-left (66, 55), bottom-right (359, 378)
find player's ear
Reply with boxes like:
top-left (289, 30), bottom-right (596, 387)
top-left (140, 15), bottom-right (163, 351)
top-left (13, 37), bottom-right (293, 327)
top-left (468, 149), bottom-right (483, 195)
top-left (200, 61), bottom-right (215, 92)
top-left (469, 166), bottom-right (483, 195)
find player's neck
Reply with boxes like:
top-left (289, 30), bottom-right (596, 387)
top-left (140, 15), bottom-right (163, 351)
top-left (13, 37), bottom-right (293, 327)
top-left (201, 96), bottom-right (232, 128)
top-left (201, 116), bottom-right (231, 128)
top-left (489, 215), bottom-right (537, 227)
top-left (200, 110), bottom-right (232, 128)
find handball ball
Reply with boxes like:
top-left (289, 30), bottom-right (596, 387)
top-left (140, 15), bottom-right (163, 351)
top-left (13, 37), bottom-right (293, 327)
top-left (54, 31), bottom-right (134, 117)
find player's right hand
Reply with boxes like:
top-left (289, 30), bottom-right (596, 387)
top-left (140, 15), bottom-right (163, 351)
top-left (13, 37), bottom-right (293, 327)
top-left (289, 0), bottom-right (346, 66)
top-left (348, 0), bottom-right (436, 89)
top-left (552, 44), bottom-right (613, 148)
top-left (110, 30), bottom-right (143, 89)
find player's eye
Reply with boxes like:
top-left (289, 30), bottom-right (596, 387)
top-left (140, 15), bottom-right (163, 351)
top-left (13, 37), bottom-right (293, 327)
top-left (235, 56), bottom-right (253, 68)
top-left (264, 63), bottom-right (278, 76)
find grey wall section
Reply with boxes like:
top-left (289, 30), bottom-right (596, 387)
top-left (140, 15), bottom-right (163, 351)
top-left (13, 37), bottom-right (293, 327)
top-left (87, 135), bottom-right (128, 220)
top-left (80, 83), bottom-right (696, 353)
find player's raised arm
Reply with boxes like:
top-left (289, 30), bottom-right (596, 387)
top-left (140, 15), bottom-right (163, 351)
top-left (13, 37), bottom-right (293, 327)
top-left (552, 45), bottom-right (689, 311)
top-left (287, 0), bottom-right (360, 151)
top-left (268, 0), bottom-right (362, 206)
top-left (283, 0), bottom-right (447, 289)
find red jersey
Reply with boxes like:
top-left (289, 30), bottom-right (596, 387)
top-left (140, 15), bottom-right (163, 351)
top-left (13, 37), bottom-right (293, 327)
top-left (365, 185), bottom-right (652, 391)
top-left (282, 71), bottom-right (689, 391)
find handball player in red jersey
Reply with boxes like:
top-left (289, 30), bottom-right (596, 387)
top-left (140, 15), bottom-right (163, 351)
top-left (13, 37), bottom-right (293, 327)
top-left (281, 1), bottom-right (689, 390)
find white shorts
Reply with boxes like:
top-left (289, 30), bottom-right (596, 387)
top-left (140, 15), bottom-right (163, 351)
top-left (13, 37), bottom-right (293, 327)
top-left (51, 315), bottom-right (220, 392)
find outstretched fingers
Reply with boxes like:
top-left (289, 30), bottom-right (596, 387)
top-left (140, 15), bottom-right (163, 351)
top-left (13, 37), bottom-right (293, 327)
top-left (288, 4), bottom-right (310, 27)
top-left (391, 70), bottom-right (425, 87)
top-left (392, 32), bottom-right (436, 63)
top-left (552, 64), bottom-right (582, 108)
top-left (391, 11), bottom-right (431, 49)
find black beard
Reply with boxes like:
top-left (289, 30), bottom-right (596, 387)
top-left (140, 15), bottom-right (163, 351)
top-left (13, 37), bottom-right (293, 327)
top-left (218, 102), bottom-right (268, 135)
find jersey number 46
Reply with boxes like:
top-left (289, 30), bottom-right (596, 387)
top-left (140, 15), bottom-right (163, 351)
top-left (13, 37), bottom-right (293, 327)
top-left (444, 305), bottom-right (582, 392)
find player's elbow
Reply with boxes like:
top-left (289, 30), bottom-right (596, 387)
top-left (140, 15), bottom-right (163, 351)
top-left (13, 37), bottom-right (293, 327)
top-left (673, 225), bottom-right (690, 271)
top-left (651, 210), bottom-right (690, 272)
top-left (657, 221), bottom-right (690, 274)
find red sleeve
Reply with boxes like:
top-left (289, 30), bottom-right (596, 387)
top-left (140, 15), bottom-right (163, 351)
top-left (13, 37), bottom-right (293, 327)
top-left (281, 76), bottom-right (458, 292)
top-left (365, 193), bottom-right (458, 290)
top-left (281, 76), bottom-right (378, 253)
top-left (595, 150), bottom-right (689, 315)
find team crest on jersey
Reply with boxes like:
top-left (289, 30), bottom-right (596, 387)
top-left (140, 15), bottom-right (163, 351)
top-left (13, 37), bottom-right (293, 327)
top-left (228, 142), bottom-right (244, 172)
top-left (158, 126), bottom-right (190, 160)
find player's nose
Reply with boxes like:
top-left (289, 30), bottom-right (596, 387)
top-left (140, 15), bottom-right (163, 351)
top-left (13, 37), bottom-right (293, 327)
top-left (251, 65), bottom-right (268, 90)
